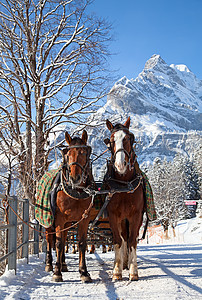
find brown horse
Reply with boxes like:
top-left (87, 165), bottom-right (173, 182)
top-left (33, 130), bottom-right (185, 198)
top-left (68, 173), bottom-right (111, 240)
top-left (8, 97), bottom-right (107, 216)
top-left (104, 117), bottom-right (144, 281)
top-left (51, 130), bottom-right (94, 283)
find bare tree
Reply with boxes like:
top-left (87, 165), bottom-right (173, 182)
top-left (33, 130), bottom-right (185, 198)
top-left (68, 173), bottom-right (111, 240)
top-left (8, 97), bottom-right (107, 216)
top-left (0, 0), bottom-right (113, 203)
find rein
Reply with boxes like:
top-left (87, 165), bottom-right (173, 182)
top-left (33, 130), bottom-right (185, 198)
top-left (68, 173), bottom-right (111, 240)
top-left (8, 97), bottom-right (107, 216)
top-left (3, 198), bottom-right (95, 236)
top-left (91, 148), bottom-right (109, 163)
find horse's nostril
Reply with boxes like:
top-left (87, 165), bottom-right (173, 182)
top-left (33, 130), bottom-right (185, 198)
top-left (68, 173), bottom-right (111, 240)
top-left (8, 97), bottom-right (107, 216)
top-left (124, 161), bottom-right (127, 166)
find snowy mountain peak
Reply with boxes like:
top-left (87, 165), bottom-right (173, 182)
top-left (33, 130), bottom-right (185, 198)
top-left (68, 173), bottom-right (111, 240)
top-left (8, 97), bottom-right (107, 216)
top-left (115, 76), bottom-right (128, 87)
top-left (144, 54), bottom-right (167, 71)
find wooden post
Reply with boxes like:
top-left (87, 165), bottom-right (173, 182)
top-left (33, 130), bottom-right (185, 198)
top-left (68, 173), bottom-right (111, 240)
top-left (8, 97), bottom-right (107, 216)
top-left (34, 221), bottom-right (39, 255)
top-left (8, 196), bottom-right (17, 273)
top-left (22, 199), bottom-right (29, 262)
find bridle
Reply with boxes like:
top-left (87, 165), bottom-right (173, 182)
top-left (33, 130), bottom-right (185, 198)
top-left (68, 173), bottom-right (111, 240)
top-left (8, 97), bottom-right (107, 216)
top-left (113, 148), bottom-right (133, 171)
top-left (63, 144), bottom-right (92, 186)
top-left (107, 128), bottom-right (136, 173)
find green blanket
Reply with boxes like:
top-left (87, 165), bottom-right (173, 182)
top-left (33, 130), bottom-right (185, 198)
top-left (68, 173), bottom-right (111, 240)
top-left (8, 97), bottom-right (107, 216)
top-left (141, 172), bottom-right (157, 221)
top-left (35, 169), bottom-right (59, 228)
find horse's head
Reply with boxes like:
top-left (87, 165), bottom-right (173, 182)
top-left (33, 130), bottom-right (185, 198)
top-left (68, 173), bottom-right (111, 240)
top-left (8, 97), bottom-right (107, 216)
top-left (62, 130), bottom-right (91, 187)
top-left (105, 117), bottom-right (135, 175)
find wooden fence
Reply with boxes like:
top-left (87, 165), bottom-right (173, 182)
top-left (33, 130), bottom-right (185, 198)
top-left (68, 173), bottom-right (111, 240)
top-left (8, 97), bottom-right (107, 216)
top-left (0, 193), bottom-right (46, 275)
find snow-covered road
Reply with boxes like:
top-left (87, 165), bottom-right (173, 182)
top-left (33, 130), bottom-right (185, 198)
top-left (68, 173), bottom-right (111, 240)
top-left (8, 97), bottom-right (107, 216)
top-left (0, 243), bottom-right (201, 300)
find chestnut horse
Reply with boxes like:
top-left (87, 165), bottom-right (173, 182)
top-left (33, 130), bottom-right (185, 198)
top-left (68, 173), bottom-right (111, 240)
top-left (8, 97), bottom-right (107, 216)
top-left (104, 117), bottom-right (144, 281)
top-left (51, 130), bottom-right (94, 283)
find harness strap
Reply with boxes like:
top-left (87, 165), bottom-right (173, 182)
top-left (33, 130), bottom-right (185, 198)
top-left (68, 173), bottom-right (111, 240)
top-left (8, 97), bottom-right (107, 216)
top-left (89, 193), bottom-right (113, 230)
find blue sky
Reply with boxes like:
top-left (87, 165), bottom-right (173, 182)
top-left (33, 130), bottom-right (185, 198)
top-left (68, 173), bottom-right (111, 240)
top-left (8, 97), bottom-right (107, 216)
top-left (90, 0), bottom-right (202, 80)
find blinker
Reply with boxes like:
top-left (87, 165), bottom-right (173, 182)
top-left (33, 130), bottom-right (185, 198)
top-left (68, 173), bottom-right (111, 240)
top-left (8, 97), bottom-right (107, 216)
top-left (104, 138), bottom-right (111, 148)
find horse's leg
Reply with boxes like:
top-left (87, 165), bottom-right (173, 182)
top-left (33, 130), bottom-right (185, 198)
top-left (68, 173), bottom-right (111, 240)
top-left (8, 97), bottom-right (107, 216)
top-left (78, 221), bottom-right (92, 283)
top-left (128, 214), bottom-right (143, 281)
top-left (100, 236), bottom-right (106, 253)
top-left (89, 244), bottom-right (95, 254)
top-left (52, 226), bottom-right (63, 282)
top-left (108, 245), bottom-right (112, 252)
top-left (45, 228), bottom-right (53, 272)
top-left (102, 244), bottom-right (106, 253)
top-left (128, 240), bottom-right (138, 281)
top-left (61, 231), bottom-right (68, 272)
top-left (109, 216), bottom-right (124, 281)
top-left (65, 236), bottom-right (69, 253)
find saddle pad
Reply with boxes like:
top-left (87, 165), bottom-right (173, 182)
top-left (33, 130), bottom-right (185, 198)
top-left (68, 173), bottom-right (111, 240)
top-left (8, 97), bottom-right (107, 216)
top-left (141, 171), bottom-right (157, 221)
top-left (35, 169), bottom-right (59, 228)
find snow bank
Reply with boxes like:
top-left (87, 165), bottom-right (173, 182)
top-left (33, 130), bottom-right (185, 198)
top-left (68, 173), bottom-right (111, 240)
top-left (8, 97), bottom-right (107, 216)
top-left (140, 216), bottom-right (202, 245)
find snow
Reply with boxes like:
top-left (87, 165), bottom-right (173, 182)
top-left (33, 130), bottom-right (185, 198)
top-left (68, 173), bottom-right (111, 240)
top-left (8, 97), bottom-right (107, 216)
top-left (0, 217), bottom-right (201, 300)
top-left (170, 64), bottom-right (191, 73)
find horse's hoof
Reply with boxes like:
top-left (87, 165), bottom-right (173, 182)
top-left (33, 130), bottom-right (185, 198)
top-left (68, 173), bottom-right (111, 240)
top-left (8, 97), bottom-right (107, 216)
top-left (52, 274), bottom-right (63, 282)
top-left (81, 275), bottom-right (92, 283)
top-left (62, 264), bottom-right (68, 272)
top-left (112, 274), bottom-right (122, 281)
top-left (129, 274), bottom-right (138, 281)
top-left (45, 264), bottom-right (53, 272)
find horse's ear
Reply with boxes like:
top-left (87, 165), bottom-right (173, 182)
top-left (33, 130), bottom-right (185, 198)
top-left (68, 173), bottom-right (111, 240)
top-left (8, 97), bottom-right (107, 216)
top-left (65, 132), bottom-right (72, 145)
top-left (82, 130), bottom-right (88, 144)
top-left (124, 116), bottom-right (130, 129)
top-left (106, 119), bottom-right (114, 131)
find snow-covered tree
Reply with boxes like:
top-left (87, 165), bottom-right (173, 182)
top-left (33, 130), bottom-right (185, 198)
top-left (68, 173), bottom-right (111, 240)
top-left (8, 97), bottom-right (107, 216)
top-left (0, 0), bottom-right (113, 202)
top-left (146, 156), bottom-right (187, 235)
top-left (191, 145), bottom-right (202, 199)
top-left (183, 158), bottom-right (200, 199)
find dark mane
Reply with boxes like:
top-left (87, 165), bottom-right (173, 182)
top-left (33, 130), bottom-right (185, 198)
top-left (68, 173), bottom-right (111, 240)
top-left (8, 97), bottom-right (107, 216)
top-left (70, 137), bottom-right (84, 145)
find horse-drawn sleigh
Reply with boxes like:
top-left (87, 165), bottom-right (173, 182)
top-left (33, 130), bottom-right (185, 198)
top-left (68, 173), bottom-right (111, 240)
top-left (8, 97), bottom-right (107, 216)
top-left (35, 117), bottom-right (156, 282)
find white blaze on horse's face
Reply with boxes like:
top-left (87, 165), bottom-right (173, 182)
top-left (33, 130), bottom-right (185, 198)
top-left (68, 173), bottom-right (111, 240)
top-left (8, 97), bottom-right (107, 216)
top-left (114, 130), bottom-right (127, 174)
